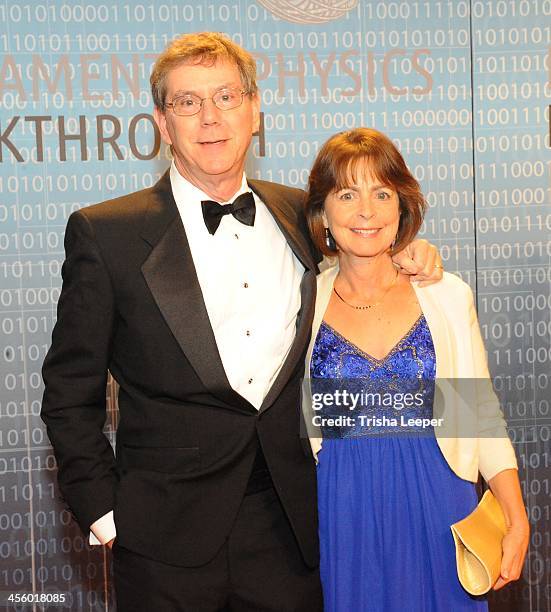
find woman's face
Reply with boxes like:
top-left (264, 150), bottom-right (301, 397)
top-left (323, 162), bottom-right (401, 260)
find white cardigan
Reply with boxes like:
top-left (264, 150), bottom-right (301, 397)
top-left (303, 263), bottom-right (518, 483)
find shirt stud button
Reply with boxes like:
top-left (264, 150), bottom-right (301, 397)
top-left (243, 282), bottom-right (248, 288)
top-left (248, 378), bottom-right (253, 384)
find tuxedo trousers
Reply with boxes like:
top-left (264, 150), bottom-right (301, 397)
top-left (112, 485), bottom-right (323, 612)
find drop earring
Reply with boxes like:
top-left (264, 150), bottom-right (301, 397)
top-left (325, 228), bottom-right (337, 250)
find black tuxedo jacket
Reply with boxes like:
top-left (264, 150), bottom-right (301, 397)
top-left (41, 170), bottom-right (321, 568)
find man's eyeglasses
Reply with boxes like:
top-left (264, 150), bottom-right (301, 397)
top-left (165, 88), bottom-right (249, 117)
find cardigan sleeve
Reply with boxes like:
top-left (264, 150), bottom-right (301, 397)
top-left (465, 283), bottom-right (518, 481)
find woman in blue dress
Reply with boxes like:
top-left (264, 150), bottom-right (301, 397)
top-left (303, 128), bottom-right (529, 611)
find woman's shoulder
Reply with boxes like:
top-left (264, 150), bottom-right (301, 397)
top-left (414, 271), bottom-right (474, 305)
top-left (316, 258), bottom-right (339, 284)
top-left (316, 264), bottom-right (475, 306)
top-left (438, 271), bottom-right (471, 291)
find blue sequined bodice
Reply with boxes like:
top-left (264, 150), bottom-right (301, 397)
top-left (310, 315), bottom-right (437, 438)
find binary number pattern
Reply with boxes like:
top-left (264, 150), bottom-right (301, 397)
top-left (0, 1), bottom-right (549, 610)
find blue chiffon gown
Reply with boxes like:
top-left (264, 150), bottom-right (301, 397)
top-left (311, 315), bottom-right (488, 611)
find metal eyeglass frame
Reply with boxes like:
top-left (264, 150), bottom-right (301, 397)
top-left (164, 88), bottom-right (249, 116)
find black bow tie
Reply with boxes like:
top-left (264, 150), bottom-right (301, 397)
top-left (201, 192), bottom-right (256, 235)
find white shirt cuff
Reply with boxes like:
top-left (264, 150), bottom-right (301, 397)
top-left (89, 510), bottom-right (116, 545)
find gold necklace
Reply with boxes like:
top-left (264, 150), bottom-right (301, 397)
top-left (333, 269), bottom-right (399, 310)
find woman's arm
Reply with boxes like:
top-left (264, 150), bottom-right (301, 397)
top-left (466, 283), bottom-right (518, 480)
top-left (488, 468), bottom-right (530, 590)
top-left (462, 281), bottom-right (530, 588)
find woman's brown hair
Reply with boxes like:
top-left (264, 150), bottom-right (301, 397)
top-left (305, 128), bottom-right (426, 256)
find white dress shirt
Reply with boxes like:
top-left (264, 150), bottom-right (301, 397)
top-left (90, 164), bottom-right (304, 544)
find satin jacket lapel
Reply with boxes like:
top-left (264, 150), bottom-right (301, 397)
top-left (140, 171), bottom-right (255, 413)
top-left (260, 269), bottom-right (316, 412)
top-left (247, 180), bottom-right (317, 412)
top-left (248, 180), bottom-right (314, 272)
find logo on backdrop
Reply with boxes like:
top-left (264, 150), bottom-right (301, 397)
top-left (257, 0), bottom-right (358, 24)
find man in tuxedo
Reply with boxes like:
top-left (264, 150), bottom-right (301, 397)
top-left (41, 32), bottom-right (441, 611)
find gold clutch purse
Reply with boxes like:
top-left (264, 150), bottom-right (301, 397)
top-left (450, 489), bottom-right (507, 596)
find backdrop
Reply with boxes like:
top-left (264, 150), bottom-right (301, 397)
top-left (0, 1), bottom-right (549, 610)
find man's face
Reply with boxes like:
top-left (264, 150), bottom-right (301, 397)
top-left (154, 59), bottom-right (260, 196)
